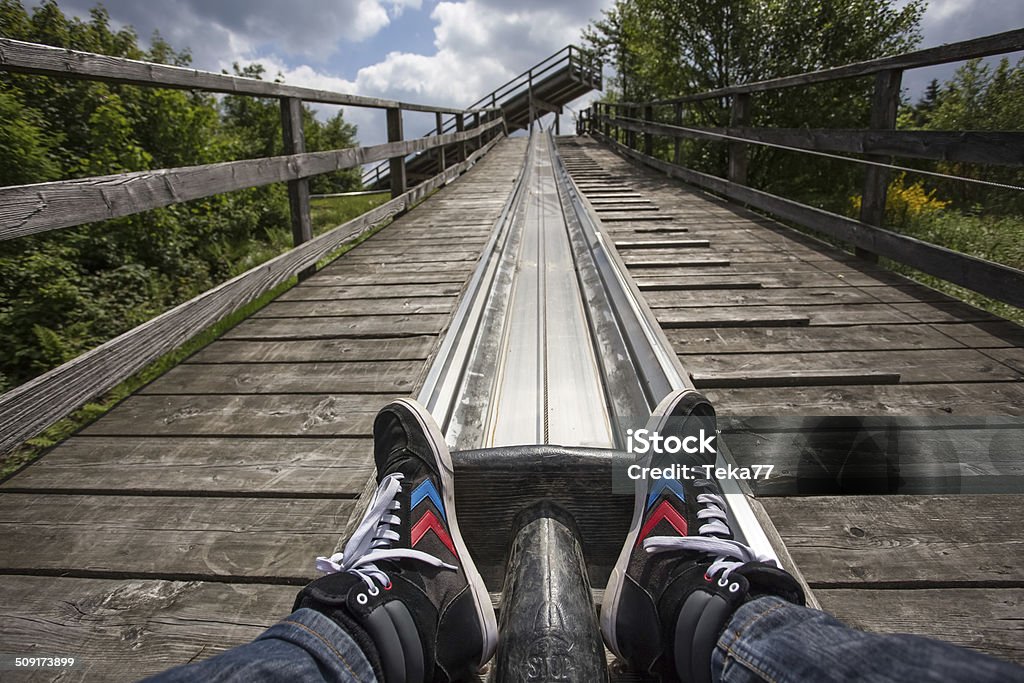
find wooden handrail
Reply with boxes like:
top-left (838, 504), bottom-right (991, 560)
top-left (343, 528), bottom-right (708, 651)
top-left (0, 134), bottom-right (504, 455)
top-left (0, 118), bottom-right (504, 240)
top-left (0, 38), bottom-right (497, 115)
top-left (605, 117), bottom-right (1024, 167)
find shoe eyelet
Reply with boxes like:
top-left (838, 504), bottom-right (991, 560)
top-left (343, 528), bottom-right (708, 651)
top-left (356, 593), bottom-right (368, 605)
top-left (367, 584), bottom-right (380, 597)
top-left (729, 583), bottom-right (740, 593)
top-left (384, 581), bottom-right (393, 591)
top-left (703, 572), bottom-right (713, 582)
top-left (717, 577), bottom-right (729, 588)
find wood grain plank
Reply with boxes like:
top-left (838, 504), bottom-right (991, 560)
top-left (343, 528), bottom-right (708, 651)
top-left (188, 338), bottom-right (434, 363)
top-left (140, 361), bottom-right (421, 395)
top-left (0, 493), bottom-right (352, 580)
top-left (0, 437), bottom-right (374, 495)
top-left (222, 314), bottom-right (450, 340)
top-left (252, 298), bottom-right (455, 317)
top-left (817, 588), bottom-right (1024, 664)
top-left (80, 394), bottom-right (397, 437)
top-left (0, 576), bottom-right (298, 681)
top-left (707, 382), bottom-right (1024, 415)
top-left (278, 283), bottom-right (465, 300)
top-left (762, 494), bottom-right (1024, 585)
top-left (657, 303), bottom-right (998, 327)
top-left (684, 348), bottom-right (1023, 385)
top-left (665, 324), bottom-right (967, 354)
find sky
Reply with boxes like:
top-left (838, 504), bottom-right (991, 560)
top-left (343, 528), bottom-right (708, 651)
top-left (35, 0), bottom-right (1024, 147)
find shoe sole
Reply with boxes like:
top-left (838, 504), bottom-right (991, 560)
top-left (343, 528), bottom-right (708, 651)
top-left (393, 398), bottom-right (499, 669)
top-left (600, 389), bottom-right (710, 659)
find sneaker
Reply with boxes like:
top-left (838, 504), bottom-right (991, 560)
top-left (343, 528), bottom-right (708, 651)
top-left (601, 389), bottom-right (803, 681)
top-left (295, 398), bottom-right (497, 682)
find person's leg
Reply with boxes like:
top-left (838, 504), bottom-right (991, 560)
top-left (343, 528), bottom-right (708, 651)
top-left (601, 389), bottom-right (1024, 683)
top-left (143, 608), bottom-right (377, 683)
top-left (147, 398), bottom-right (496, 683)
top-left (714, 596), bottom-right (1024, 683)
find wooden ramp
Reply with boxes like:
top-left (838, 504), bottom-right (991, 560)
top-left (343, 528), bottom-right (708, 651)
top-left (558, 135), bottom-right (1024, 666)
top-left (0, 138), bottom-right (528, 681)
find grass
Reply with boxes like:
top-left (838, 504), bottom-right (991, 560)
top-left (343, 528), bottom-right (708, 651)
top-left (0, 191), bottom-right (392, 481)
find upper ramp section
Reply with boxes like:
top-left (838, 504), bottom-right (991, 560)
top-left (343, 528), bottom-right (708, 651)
top-left (362, 46), bottom-right (601, 188)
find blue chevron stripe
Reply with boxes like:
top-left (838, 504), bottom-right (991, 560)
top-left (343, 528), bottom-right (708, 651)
top-left (646, 477), bottom-right (686, 510)
top-left (410, 480), bottom-right (446, 521)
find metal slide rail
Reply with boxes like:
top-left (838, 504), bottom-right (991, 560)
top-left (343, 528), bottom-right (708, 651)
top-left (417, 128), bottom-right (780, 560)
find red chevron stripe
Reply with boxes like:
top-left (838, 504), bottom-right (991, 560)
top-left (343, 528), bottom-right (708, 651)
top-left (411, 510), bottom-right (457, 557)
top-left (637, 500), bottom-right (688, 544)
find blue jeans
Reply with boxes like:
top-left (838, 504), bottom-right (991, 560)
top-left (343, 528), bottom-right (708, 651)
top-left (147, 599), bottom-right (1022, 682)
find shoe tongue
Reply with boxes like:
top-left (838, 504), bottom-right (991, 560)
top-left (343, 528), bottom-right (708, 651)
top-left (380, 451), bottom-right (431, 482)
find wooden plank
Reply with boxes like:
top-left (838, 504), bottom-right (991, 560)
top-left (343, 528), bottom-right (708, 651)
top-left (0, 436), bottom-right (374, 495)
top-left (723, 416), bottom-right (1024, 496)
top-left (622, 247), bottom-right (856, 263)
top-left (140, 360), bottom-right (421, 395)
top-left (0, 493), bottom-right (350, 580)
top-left (0, 134), bottom-right (504, 454)
top-left (615, 240), bottom-right (710, 249)
top-left (188, 337), bottom-right (434, 363)
top-left (0, 37), bottom-right (491, 114)
top-left (646, 287), bottom-right (890, 307)
top-left (817, 588), bottom-right (1024, 664)
top-left (80, 394), bottom-right (397, 437)
top-left (222, 314), bottom-right (449, 340)
top-left (597, 133), bottom-right (1024, 308)
top-left (657, 302), bottom-right (997, 327)
top-left (694, 370), bottom-right (902, 388)
top-left (304, 271), bottom-right (470, 286)
top-left (761, 494), bottom-right (1024, 585)
top-left (706, 382), bottom-right (1024, 415)
top-left (0, 120), bottom-right (504, 239)
top-left (252, 297), bottom-right (455, 317)
top-left (686, 348), bottom-right (1023, 385)
top-left (278, 283), bottom-right (465, 300)
top-left (0, 576), bottom-right (298, 680)
top-left (341, 250), bottom-right (482, 264)
top-left (665, 324), bottom-right (968, 354)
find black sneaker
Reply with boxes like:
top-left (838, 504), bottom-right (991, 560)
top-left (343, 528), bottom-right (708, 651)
top-left (601, 389), bottom-right (804, 682)
top-left (295, 398), bottom-right (497, 682)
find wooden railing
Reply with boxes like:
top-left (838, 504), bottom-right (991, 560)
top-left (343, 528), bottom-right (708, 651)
top-left (0, 38), bottom-right (508, 454)
top-left (581, 29), bottom-right (1024, 310)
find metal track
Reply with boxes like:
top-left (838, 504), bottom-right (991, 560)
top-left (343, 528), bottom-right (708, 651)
top-left (417, 130), bottom-right (778, 561)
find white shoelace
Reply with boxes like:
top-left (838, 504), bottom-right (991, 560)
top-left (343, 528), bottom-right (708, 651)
top-left (315, 472), bottom-right (457, 589)
top-left (642, 480), bottom-right (778, 579)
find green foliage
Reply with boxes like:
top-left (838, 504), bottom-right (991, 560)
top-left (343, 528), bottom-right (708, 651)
top-left (583, 0), bottom-right (923, 205)
top-left (0, 0), bottom-right (363, 390)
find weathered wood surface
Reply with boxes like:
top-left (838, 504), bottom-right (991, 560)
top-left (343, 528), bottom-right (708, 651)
top-left (0, 37), bottom-right (490, 114)
top-left (0, 118), bottom-right (503, 239)
top-left (0, 576), bottom-right (298, 681)
top-left (0, 138), bottom-right (530, 679)
top-left (594, 131), bottom-right (1024, 308)
top-left (0, 133), bottom-right (505, 456)
top-left (560, 136), bottom-right (1024, 664)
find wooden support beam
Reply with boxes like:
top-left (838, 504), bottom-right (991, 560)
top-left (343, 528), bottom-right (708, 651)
top-left (280, 97), bottom-right (314, 280)
top-left (456, 113), bottom-right (467, 162)
top-left (728, 93), bottom-right (751, 185)
top-left (435, 112), bottom-right (446, 172)
top-left (386, 107), bottom-right (407, 199)
top-left (673, 103), bottom-right (683, 164)
top-left (858, 69), bottom-right (902, 262)
top-left (643, 104), bottom-right (654, 156)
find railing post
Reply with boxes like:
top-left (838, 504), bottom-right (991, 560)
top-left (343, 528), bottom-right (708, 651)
top-left (858, 69), bottom-right (902, 262)
top-left (622, 105), bottom-right (630, 148)
top-left (280, 96), bottom-right (314, 280)
top-left (728, 93), bottom-right (751, 185)
top-left (456, 112), bottom-right (466, 163)
top-left (436, 111), bottom-right (446, 173)
top-left (643, 104), bottom-right (654, 156)
top-left (673, 102), bottom-right (683, 165)
top-left (386, 107), bottom-right (406, 199)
